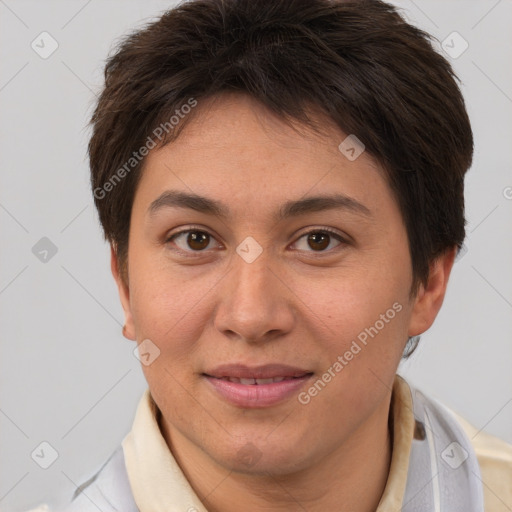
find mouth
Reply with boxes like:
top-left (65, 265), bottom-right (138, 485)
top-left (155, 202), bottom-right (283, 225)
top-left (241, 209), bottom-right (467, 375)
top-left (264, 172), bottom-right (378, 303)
top-left (209, 375), bottom-right (310, 385)
top-left (203, 364), bottom-right (314, 408)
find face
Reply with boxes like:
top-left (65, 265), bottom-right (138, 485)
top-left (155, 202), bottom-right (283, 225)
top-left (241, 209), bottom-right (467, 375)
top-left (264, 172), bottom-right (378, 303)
top-left (114, 92), bottom-right (452, 476)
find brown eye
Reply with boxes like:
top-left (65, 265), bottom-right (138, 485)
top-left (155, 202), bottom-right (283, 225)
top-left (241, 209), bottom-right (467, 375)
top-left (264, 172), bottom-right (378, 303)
top-left (293, 229), bottom-right (345, 253)
top-left (187, 231), bottom-right (210, 250)
top-left (169, 230), bottom-right (215, 252)
top-left (307, 232), bottom-right (330, 251)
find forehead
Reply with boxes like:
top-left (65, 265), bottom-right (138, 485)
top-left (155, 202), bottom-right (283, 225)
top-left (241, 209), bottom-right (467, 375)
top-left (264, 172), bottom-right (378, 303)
top-left (134, 92), bottom-right (397, 223)
top-left (162, 92), bottom-right (359, 160)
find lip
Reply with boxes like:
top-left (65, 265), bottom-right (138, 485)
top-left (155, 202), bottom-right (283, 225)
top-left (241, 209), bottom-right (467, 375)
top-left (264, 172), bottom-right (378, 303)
top-left (204, 363), bottom-right (312, 379)
top-left (203, 364), bottom-right (313, 408)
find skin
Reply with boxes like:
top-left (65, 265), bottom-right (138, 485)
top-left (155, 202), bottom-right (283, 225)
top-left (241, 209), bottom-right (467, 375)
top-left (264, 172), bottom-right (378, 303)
top-left (112, 92), bottom-right (456, 511)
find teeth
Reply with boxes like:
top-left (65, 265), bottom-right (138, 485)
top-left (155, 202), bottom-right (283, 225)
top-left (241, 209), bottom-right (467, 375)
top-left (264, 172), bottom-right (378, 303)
top-left (255, 378), bottom-right (275, 384)
top-left (220, 376), bottom-right (297, 384)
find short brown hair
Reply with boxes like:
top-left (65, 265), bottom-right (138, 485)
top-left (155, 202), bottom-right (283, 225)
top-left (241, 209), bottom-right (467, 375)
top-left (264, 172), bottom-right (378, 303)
top-left (89, 0), bottom-right (473, 298)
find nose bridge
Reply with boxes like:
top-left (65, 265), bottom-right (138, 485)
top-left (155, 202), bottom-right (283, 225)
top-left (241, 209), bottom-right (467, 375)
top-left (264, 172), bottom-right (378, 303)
top-left (214, 244), bottom-right (294, 341)
top-left (229, 245), bottom-right (276, 310)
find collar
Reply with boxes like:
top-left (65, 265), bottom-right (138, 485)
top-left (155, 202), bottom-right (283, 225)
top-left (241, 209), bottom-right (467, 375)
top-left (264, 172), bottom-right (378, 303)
top-left (122, 374), bottom-right (416, 511)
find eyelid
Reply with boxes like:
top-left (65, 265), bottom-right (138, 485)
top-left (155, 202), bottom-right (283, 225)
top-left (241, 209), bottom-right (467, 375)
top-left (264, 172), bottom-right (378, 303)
top-left (165, 224), bottom-right (350, 255)
top-left (290, 226), bottom-right (350, 253)
top-left (165, 224), bottom-right (215, 242)
top-left (165, 224), bottom-right (222, 254)
top-left (293, 225), bottom-right (349, 242)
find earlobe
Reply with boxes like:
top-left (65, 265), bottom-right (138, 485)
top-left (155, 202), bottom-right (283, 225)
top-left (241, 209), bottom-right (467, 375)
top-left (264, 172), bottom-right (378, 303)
top-left (110, 245), bottom-right (136, 341)
top-left (408, 246), bottom-right (457, 337)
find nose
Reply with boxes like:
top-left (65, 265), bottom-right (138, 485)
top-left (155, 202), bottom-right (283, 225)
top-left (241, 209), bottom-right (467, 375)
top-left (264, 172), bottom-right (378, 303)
top-left (213, 248), bottom-right (295, 344)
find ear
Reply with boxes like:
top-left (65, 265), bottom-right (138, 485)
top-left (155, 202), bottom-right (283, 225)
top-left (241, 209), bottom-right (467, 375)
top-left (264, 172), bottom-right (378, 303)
top-left (110, 245), bottom-right (136, 340)
top-left (408, 246), bottom-right (457, 337)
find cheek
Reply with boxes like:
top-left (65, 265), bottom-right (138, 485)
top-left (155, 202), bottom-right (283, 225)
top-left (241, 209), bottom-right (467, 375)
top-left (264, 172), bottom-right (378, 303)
top-left (288, 263), bottom-right (411, 406)
top-left (292, 262), bottom-right (409, 341)
top-left (127, 255), bottom-right (211, 360)
top-left (297, 279), bottom-right (408, 425)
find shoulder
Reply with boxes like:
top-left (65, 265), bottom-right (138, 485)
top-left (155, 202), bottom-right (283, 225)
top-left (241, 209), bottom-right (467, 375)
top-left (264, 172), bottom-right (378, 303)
top-left (450, 409), bottom-right (512, 512)
top-left (398, 375), bottom-right (511, 511)
top-left (26, 445), bottom-right (138, 512)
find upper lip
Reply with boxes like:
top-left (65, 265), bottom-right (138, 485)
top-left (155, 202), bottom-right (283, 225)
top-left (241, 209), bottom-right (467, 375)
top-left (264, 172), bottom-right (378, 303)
top-left (204, 364), bottom-right (312, 379)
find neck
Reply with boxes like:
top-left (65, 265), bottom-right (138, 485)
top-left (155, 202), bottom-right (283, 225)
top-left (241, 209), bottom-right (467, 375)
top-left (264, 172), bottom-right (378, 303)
top-left (160, 395), bottom-right (393, 512)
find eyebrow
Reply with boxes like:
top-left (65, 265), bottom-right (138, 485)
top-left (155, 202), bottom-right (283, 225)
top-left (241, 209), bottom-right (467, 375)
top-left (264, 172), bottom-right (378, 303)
top-left (147, 190), bottom-right (372, 221)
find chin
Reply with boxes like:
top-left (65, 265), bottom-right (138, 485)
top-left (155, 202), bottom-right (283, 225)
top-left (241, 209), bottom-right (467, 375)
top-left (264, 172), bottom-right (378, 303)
top-left (206, 432), bottom-right (317, 477)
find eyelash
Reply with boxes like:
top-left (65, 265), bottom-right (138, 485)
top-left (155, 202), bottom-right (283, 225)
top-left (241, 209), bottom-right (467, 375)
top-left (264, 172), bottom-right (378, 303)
top-left (165, 225), bottom-right (349, 256)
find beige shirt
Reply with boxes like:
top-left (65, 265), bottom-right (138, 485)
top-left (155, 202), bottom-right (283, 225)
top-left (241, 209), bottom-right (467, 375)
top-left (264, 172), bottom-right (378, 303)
top-left (122, 374), bottom-right (512, 511)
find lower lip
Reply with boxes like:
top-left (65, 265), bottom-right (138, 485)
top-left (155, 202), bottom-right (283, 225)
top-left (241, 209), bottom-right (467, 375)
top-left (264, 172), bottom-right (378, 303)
top-left (204, 375), bottom-right (313, 408)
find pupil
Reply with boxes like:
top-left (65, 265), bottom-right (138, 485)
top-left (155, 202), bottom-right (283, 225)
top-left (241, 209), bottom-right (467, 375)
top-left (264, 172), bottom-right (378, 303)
top-left (188, 231), bottom-right (209, 250)
top-left (308, 232), bottom-right (329, 251)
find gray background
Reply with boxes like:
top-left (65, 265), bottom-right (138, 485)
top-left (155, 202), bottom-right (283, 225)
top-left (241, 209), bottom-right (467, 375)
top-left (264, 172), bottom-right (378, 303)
top-left (0, 0), bottom-right (511, 510)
